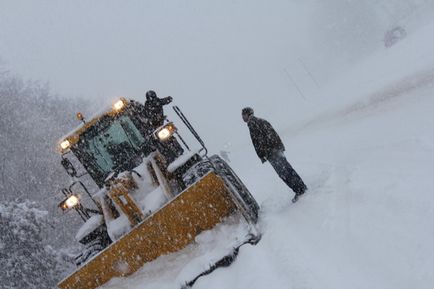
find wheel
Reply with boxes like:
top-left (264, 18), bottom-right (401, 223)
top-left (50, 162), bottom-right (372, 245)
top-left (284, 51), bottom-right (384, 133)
top-left (182, 160), bottom-right (213, 187)
top-left (74, 239), bottom-right (105, 266)
top-left (74, 224), bottom-right (111, 267)
top-left (209, 155), bottom-right (259, 223)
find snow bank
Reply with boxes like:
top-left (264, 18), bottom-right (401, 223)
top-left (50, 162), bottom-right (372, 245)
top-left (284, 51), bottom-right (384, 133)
top-left (167, 151), bottom-right (198, 173)
top-left (75, 214), bottom-right (103, 241)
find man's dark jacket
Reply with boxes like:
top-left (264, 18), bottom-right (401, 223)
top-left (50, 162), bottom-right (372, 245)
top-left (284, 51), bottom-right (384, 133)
top-left (144, 96), bottom-right (172, 128)
top-left (247, 116), bottom-right (285, 161)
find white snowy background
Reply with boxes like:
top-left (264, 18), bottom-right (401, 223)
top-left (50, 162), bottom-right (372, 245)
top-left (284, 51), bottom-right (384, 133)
top-left (1, 1), bottom-right (434, 288)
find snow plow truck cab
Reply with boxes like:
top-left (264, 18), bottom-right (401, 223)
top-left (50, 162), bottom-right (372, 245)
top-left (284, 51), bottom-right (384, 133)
top-left (56, 97), bottom-right (260, 289)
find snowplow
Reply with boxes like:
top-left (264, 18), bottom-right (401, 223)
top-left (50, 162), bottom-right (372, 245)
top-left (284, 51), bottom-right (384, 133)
top-left (55, 97), bottom-right (260, 289)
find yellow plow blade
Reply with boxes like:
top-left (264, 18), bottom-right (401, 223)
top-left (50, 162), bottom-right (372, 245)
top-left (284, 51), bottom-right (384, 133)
top-left (58, 172), bottom-right (236, 289)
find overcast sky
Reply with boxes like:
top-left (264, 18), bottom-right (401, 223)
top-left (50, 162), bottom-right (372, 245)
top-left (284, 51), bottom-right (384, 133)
top-left (1, 0), bottom-right (431, 150)
top-left (0, 1), bottom-right (306, 99)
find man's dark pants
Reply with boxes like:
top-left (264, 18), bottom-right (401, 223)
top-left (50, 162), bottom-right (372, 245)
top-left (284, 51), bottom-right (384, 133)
top-left (267, 150), bottom-right (307, 195)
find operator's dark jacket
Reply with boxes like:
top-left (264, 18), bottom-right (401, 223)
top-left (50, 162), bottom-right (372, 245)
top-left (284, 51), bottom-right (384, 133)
top-left (247, 116), bottom-right (285, 161)
top-left (144, 96), bottom-right (172, 128)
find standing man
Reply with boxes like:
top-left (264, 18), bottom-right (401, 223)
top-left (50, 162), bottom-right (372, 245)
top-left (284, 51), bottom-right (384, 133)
top-left (242, 107), bottom-right (307, 203)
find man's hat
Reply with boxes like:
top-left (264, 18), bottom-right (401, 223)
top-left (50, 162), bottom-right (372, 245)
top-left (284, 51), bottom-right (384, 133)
top-left (146, 90), bottom-right (157, 100)
top-left (242, 107), bottom-right (254, 116)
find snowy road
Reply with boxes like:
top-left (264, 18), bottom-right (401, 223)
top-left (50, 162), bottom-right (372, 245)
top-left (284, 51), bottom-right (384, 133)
top-left (102, 20), bottom-right (434, 289)
top-left (215, 83), bottom-right (434, 289)
top-left (209, 47), bottom-right (434, 289)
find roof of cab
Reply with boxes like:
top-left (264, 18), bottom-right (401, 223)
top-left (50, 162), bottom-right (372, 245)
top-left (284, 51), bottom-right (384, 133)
top-left (57, 98), bottom-right (130, 153)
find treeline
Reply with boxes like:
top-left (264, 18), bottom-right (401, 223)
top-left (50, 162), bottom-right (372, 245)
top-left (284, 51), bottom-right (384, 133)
top-left (0, 200), bottom-right (73, 289)
top-left (0, 67), bottom-right (92, 287)
top-left (0, 69), bottom-right (88, 203)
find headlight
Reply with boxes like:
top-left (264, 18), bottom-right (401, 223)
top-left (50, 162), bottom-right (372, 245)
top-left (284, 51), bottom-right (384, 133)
top-left (156, 123), bottom-right (176, 141)
top-left (113, 99), bottom-right (125, 111)
top-left (60, 140), bottom-right (71, 150)
top-left (65, 195), bottom-right (79, 208)
top-left (59, 195), bottom-right (80, 211)
top-left (157, 128), bottom-right (172, 140)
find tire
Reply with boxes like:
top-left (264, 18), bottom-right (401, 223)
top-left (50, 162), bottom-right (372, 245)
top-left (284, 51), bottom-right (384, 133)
top-left (75, 224), bottom-right (111, 267)
top-left (209, 155), bottom-right (259, 224)
top-left (75, 239), bottom-right (105, 267)
top-left (182, 160), bottom-right (213, 187)
top-left (182, 155), bottom-right (259, 224)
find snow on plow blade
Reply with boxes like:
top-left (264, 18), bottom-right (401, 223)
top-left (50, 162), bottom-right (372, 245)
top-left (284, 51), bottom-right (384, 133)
top-left (58, 172), bottom-right (238, 289)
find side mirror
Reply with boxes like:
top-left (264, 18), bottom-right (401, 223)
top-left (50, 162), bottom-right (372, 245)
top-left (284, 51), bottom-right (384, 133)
top-left (61, 158), bottom-right (77, 177)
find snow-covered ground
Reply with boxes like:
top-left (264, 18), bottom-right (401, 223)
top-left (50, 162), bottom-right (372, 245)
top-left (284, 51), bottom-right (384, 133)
top-left (100, 17), bottom-right (434, 289)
